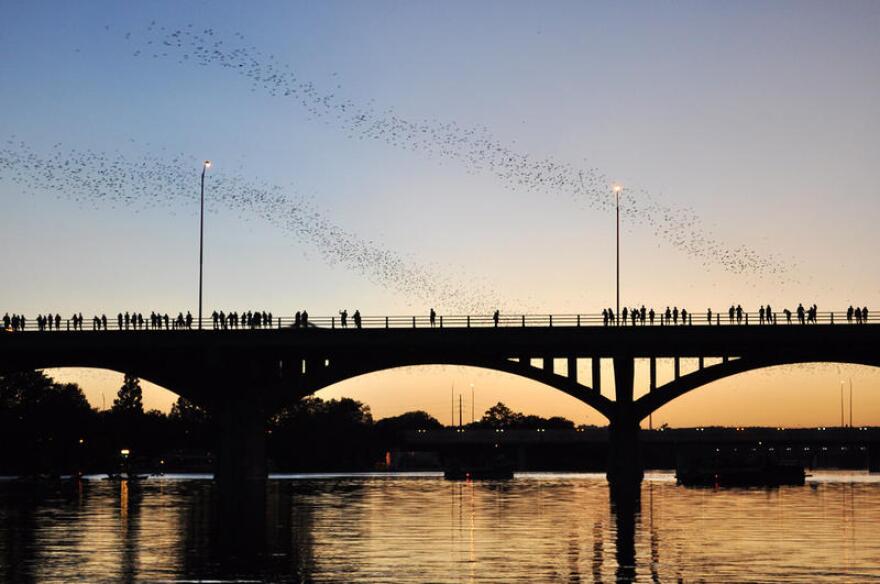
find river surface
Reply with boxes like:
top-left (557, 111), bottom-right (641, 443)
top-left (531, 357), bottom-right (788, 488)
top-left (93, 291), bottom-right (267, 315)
top-left (1, 471), bottom-right (879, 583)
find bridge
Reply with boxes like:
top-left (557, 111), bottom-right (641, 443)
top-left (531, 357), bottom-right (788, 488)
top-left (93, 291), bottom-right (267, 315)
top-left (1, 311), bottom-right (878, 495)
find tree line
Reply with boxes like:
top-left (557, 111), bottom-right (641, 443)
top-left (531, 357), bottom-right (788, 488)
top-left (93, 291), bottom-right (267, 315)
top-left (0, 371), bottom-right (582, 476)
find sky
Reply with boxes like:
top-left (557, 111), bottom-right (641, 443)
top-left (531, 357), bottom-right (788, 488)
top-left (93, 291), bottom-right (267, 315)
top-left (2, 1), bottom-right (879, 427)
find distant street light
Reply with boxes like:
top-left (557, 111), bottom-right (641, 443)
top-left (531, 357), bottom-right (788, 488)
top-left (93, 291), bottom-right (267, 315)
top-left (613, 184), bottom-right (622, 325)
top-left (199, 160), bottom-right (211, 330)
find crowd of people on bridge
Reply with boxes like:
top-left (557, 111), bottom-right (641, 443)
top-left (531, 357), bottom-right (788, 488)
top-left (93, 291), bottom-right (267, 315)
top-left (3, 303), bottom-right (873, 332)
top-left (847, 305), bottom-right (871, 324)
top-left (599, 303), bottom-right (871, 326)
top-left (212, 310), bottom-right (274, 329)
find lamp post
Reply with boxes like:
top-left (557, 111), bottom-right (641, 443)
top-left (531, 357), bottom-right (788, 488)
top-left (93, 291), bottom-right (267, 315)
top-left (199, 160), bottom-right (211, 330)
top-left (613, 184), bottom-right (622, 325)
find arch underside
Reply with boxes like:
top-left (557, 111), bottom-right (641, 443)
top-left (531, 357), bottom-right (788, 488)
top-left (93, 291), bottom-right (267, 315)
top-left (0, 358), bottom-right (204, 405)
top-left (306, 356), bottom-right (616, 420)
top-left (635, 356), bottom-right (880, 421)
top-left (6, 353), bottom-right (880, 423)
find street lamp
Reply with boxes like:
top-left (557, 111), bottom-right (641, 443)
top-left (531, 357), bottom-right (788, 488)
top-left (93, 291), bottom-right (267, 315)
top-left (199, 160), bottom-right (211, 330)
top-left (613, 184), bottom-right (622, 325)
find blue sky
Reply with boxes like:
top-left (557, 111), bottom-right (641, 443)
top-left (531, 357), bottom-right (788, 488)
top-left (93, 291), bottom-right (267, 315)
top-left (2, 1), bottom-right (879, 425)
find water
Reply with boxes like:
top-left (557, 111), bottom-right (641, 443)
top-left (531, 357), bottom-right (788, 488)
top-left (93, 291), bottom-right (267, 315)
top-left (1, 472), bottom-right (879, 583)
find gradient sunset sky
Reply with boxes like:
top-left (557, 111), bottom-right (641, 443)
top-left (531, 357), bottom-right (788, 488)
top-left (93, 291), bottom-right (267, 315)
top-left (2, 1), bottom-right (879, 427)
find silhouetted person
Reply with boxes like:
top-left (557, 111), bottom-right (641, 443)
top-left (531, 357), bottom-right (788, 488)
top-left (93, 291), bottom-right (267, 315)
top-left (735, 305), bottom-right (743, 324)
top-left (728, 305), bottom-right (735, 324)
top-left (681, 308), bottom-right (688, 325)
top-left (353, 309), bottom-right (362, 329)
top-left (608, 308), bottom-right (615, 326)
top-left (759, 306), bottom-right (765, 325)
top-left (640, 305), bottom-right (646, 324)
top-left (54, 314), bottom-right (61, 330)
top-left (186, 311), bottom-right (193, 329)
top-left (631, 309), bottom-right (637, 327)
top-left (648, 308), bottom-right (655, 325)
top-left (294, 311), bottom-right (301, 328)
top-left (707, 308), bottom-right (712, 324)
top-left (622, 307), bottom-right (628, 326)
top-left (797, 303), bottom-right (805, 324)
top-left (783, 308), bottom-right (792, 324)
top-left (672, 307), bottom-right (678, 325)
top-left (493, 310), bottom-right (500, 327)
top-left (664, 307), bottom-right (671, 326)
top-left (301, 310), bottom-right (309, 328)
top-left (340, 309), bottom-right (348, 328)
top-left (430, 308), bottom-right (436, 327)
top-left (847, 306), bottom-right (854, 323)
top-left (602, 308), bottom-right (608, 326)
top-left (864, 307), bottom-right (869, 323)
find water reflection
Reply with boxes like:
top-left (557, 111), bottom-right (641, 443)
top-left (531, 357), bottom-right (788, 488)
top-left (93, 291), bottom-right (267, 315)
top-left (0, 473), bottom-right (879, 582)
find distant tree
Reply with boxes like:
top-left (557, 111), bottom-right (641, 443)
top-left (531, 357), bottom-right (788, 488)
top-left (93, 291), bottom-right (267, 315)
top-left (169, 396), bottom-right (209, 425)
top-left (544, 416), bottom-right (576, 430)
top-left (268, 396), bottom-right (375, 471)
top-left (111, 374), bottom-right (143, 416)
top-left (476, 402), bottom-right (575, 430)
top-left (375, 410), bottom-right (442, 431)
top-left (374, 410), bottom-right (442, 447)
top-left (480, 402), bottom-right (522, 429)
top-left (0, 371), bottom-right (96, 474)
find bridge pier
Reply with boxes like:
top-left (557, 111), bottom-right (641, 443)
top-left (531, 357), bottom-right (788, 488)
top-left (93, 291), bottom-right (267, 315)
top-left (606, 357), bottom-right (644, 488)
top-left (213, 396), bottom-right (268, 544)
top-left (870, 444), bottom-right (880, 473)
top-left (215, 397), bottom-right (268, 487)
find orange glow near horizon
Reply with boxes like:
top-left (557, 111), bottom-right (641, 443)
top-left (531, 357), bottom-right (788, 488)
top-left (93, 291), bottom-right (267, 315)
top-left (45, 361), bottom-right (880, 429)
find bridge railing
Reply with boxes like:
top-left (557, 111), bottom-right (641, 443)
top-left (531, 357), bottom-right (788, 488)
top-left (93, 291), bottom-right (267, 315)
top-left (1, 309), bottom-right (875, 332)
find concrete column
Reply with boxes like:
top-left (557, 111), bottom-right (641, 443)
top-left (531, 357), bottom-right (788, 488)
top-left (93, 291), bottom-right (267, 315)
top-left (649, 357), bottom-right (657, 392)
top-left (567, 357), bottom-right (577, 382)
top-left (673, 356), bottom-right (681, 379)
top-left (213, 395), bottom-right (268, 550)
top-left (607, 356), bottom-right (643, 487)
top-left (607, 414), bottom-right (643, 487)
top-left (869, 444), bottom-right (880, 473)
top-left (592, 358), bottom-right (602, 393)
top-left (543, 357), bottom-right (553, 374)
top-left (214, 396), bottom-right (267, 491)
top-left (613, 356), bottom-right (634, 403)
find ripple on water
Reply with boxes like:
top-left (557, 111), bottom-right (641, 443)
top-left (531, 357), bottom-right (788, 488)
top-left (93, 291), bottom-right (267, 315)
top-left (0, 472), bottom-right (878, 582)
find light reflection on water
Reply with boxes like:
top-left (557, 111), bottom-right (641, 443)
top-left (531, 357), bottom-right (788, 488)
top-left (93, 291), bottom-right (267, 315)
top-left (0, 472), bottom-right (879, 583)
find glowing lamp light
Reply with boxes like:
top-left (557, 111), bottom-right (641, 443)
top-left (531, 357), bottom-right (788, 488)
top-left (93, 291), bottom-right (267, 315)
top-left (612, 183), bottom-right (622, 193)
top-left (120, 448), bottom-right (131, 457)
top-left (204, 160), bottom-right (212, 169)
